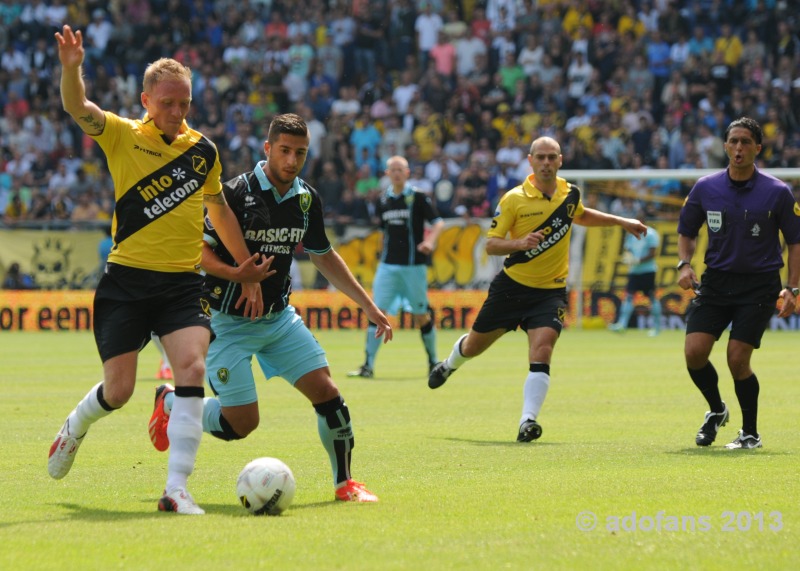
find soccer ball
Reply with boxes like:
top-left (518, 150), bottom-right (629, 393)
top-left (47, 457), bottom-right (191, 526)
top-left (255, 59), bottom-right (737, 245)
top-left (236, 457), bottom-right (296, 516)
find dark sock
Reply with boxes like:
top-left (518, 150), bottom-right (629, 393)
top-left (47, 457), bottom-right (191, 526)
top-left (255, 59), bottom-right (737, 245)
top-left (688, 362), bottom-right (724, 412)
top-left (734, 374), bottom-right (759, 436)
top-left (314, 396), bottom-right (354, 486)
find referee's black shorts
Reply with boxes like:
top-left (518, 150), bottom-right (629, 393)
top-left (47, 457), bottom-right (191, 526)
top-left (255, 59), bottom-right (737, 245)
top-left (472, 270), bottom-right (567, 335)
top-left (93, 263), bottom-right (212, 362)
top-left (685, 268), bottom-right (780, 349)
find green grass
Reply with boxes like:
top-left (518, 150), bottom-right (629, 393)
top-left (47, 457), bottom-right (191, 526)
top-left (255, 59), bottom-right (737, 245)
top-left (1, 327), bottom-right (798, 570)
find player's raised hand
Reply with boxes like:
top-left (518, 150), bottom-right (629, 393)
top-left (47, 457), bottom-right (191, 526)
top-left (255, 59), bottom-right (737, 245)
top-left (54, 25), bottom-right (85, 68)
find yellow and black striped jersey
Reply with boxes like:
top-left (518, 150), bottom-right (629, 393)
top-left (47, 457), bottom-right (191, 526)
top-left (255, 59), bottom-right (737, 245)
top-left (92, 112), bottom-right (223, 273)
top-left (488, 175), bottom-right (585, 289)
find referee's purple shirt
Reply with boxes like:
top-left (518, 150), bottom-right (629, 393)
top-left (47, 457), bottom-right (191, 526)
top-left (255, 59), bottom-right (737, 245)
top-left (678, 168), bottom-right (800, 273)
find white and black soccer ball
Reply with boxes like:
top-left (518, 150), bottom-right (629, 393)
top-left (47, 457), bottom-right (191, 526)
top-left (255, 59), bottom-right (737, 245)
top-left (236, 457), bottom-right (296, 516)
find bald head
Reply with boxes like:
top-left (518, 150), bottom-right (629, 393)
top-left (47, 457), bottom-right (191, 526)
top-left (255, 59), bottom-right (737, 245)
top-left (529, 137), bottom-right (561, 156)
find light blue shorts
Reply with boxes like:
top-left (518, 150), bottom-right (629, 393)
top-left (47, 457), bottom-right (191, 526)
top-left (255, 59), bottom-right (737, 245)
top-left (372, 263), bottom-right (429, 316)
top-left (206, 306), bottom-right (328, 406)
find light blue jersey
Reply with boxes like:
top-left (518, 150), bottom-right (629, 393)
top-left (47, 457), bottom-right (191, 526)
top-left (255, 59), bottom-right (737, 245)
top-left (625, 227), bottom-right (659, 275)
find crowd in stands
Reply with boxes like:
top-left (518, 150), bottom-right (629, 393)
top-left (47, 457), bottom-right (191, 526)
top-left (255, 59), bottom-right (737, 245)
top-left (2, 0), bottom-right (800, 230)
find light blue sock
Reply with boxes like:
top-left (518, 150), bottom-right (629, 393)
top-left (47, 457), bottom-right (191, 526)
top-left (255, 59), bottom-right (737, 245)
top-left (164, 390), bottom-right (175, 413)
top-left (616, 297), bottom-right (634, 328)
top-left (201, 397), bottom-right (223, 434)
top-left (651, 298), bottom-right (662, 332)
top-left (365, 323), bottom-right (381, 369)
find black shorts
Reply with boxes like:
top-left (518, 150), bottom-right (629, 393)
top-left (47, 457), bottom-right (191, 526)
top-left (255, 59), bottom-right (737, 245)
top-left (626, 272), bottom-right (656, 296)
top-left (93, 263), bottom-right (212, 362)
top-left (472, 270), bottom-right (567, 334)
top-left (685, 268), bottom-right (780, 349)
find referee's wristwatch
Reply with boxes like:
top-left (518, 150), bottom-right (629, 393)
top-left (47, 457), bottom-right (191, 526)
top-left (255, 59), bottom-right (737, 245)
top-left (676, 260), bottom-right (691, 270)
top-left (786, 286), bottom-right (800, 297)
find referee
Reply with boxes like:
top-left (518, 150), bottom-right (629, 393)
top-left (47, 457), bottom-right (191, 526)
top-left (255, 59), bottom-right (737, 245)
top-left (677, 116), bottom-right (800, 450)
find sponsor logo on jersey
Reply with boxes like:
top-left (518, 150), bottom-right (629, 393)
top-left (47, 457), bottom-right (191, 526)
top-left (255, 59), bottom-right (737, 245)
top-left (245, 227), bottom-right (305, 255)
top-left (245, 227), bottom-right (305, 243)
top-left (382, 209), bottom-right (410, 224)
top-left (138, 176), bottom-right (201, 220)
top-left (133, 144), bottom-right (162, 157)
top-left (523, 220), bottom-right (570, 259)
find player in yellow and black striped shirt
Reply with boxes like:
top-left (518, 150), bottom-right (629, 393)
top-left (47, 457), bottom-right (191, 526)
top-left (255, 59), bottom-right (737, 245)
top-left (428, 136), bottom-right (647, 442)
top-left (47, 25), bottom-right (273, 515)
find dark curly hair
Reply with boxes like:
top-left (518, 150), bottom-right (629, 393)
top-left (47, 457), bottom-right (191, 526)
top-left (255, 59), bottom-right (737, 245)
top-left (724, 117), bottom-right (763, 146)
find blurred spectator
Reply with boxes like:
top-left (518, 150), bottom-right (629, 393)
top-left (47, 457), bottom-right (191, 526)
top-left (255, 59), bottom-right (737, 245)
top-left (47, 160), bottom-right (77, 194)
top-left (70, 190), bottom-right (102, 223)
top-left (424, 147), bottom-right (461, 185)
top-left (2, 262), bottom-right (36, 289)
top-left (350, 112), bottom-right (382, 172)
top-left (415, 1), bottom-right (443, 72)
top-left (315, 160), bottom-right (345, 219)
top-left (50, 188), bottom-right (72, 221)
top-left (3, 192), bottom-right (27, 223)
top-left (26, 189), bottom-right (53, 221)
top-left (334, 187), bottom-right (369, 237)
top-left (688, 25), bottom-right (715, 61)
top-left (3, 0), bottom-right (800, 229)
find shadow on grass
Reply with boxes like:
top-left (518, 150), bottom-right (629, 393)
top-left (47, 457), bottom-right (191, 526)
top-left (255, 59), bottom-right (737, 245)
top-left (666, 448), bottom-right (790, 457)
top-left (23, 499), bottom-right (344, 523)
top-left (441, 437), bottom-right (561, 447)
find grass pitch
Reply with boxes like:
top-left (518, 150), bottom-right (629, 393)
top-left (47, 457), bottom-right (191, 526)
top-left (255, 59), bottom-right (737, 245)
top-left (1, 327), bottom-right (798, 570)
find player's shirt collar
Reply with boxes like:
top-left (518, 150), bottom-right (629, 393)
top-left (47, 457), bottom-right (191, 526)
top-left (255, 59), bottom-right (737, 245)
top-left (386, 183), bottom-right (414, 199)
top-left (522, 174), bottom-right (567, 200)
top-left (725, 166), bottom-right (758, 190)
top-left (254, 160), bottom-right (303, 203)
top-left (140, 113), bottom-right (190, 144)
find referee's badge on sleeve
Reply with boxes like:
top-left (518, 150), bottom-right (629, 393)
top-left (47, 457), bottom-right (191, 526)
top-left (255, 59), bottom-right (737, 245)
top-left (707, 211), bottom-right (723, 232)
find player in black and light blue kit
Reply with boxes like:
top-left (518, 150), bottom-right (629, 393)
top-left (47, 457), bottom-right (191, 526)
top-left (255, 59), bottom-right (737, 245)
top-left (677, 116), bottom-right (800, 450)
top-left (348, 155), bottom-right (445, 378)
top-left (149, 113), bottom-right (393, 502)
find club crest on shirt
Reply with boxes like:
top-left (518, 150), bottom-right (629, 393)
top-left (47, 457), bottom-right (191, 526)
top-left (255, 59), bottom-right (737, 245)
top-left (794, 202), bottom-right (800, 216)
top-left (192, 155), bottom-right (208, 175)
top-left (299, 192), bottom-right (312, 213)
top-left (707, 211), bottom-right (722, 232)
top-left (216, 368), bottom-right (229, 384)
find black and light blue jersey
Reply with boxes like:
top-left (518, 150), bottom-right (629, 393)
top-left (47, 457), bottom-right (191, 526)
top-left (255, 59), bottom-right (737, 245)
top-left (377, 184), bottom-right (441, 266)
top-left (203, 160), bottom-right (331, 316)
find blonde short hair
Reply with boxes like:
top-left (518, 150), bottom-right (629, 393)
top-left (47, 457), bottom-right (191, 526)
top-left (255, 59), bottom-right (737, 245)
top-left (142, 58), bottom-right (192, 93)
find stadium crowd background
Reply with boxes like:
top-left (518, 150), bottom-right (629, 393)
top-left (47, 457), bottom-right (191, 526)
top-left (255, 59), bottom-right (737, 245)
top-left (1, 0), bottom-right (800, 233)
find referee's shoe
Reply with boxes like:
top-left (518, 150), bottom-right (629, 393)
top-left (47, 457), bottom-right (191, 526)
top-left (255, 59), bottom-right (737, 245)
top-left (695, 403), bottom-right (729, 446)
